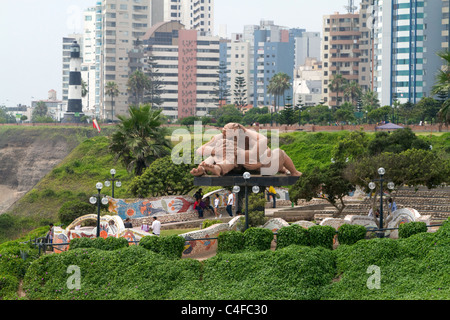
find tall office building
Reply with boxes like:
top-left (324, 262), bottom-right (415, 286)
top-left (373, 0), bottom-right (446, 106)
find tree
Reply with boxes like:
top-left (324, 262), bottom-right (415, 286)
top-left (109, 104), bottom-right (171, 176)
top-left (413, 97), bottom-right (441, 123)
top-left (0, 106), bottom-right (16, 123)
top-left (328, 74), bottom-right (348, 109)
top-left (361, 89), bottom-right (380, 112)
top-left (290, 161), bottom-right (355, 217)
top-left (344, 81), bottom-right (362, 106)
top-left (127, 70), bottom-right (151, 106)
top-left (268, 72), bottom-right (292, 115)
top-left (210, 105), bottom-right (243, 127)
top-left (81, 79), bottom-right (88, 98)
top-left (144, 54), bottom-right (164, 108)
top-left (213, 61), bottom-right (231, 107)
top-left (32, 101), bottom-right (53, 123)
top-left (279, 96), bottom-right (296, 125)
top-left (129, 155), bottom-right (196, 198)
top-left (105, 81), bottom-right (119, 120)
top-left (233, 70), bottom-right (247, 109)
top-left (367, 128), bottom-right (431, 156)
top-left (334, 102), bottom-right (356, 124)
top-left (367, 105), bottom-right (391, 123)
top-left (432, 50), bottom-right (450, 126)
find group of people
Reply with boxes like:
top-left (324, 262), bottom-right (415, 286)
top-left (193, 188), bottom-right (239, 219)
top-left (368, 198), bottom-right (398, 218)
top-left (124, 216), bottom-right (161, 236)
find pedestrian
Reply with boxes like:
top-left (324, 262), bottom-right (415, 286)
top-left (151, 216), bottom-right (161, 236)
top-left (226, 190), bottom-right (234, 217)
top-left (124, 218), bottom-right (133, 228)
top-left (194, 199), bottom-right (204, 218)
top-left (388, 198), bottom-right (397, 213)
top-left (267, 186), bottom-right (277, 208)
top-left (203, 196), bottom-right (214, 216)
top-left (214, 193), bottom-right (221, 219)
top-left (46, 223), bottom-right (54, 252)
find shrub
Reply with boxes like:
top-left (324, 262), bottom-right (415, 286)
top-left (337, 224), bottom-right (367, 245)
top-left (244, 227), bottom-right (274, 251)
top-left (158, 235), bottom-right (186, 259)
top-left (308, 225), bottom-right (336, 250)
top-left (202, 219), bottom-right (222, 229)
top-left (276, 224), bottom-right (309, 249)
top-left (398, 221), bottom-right (428, 239)
top-left (69, 237), bottom-right (128, 251)
top-left (0, 273), bottom-right (19, 300)
top-left (217, 231), bottom-right (245, 254)
top-left (58, 200), bottom-right (95, 226)
top-left (139, 235), bottom-right (160, 253)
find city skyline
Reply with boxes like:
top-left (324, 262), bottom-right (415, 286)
top-left (0, 0), bottom-right (361, 108)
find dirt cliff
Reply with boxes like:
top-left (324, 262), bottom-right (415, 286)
top-left (0, 126), bottom-right (108, 214)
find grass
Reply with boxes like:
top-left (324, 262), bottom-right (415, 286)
top-left (160, 228), bottom-right (199, 237)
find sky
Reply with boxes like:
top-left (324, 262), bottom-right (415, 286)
top-left (0, 0), bottom-right (361, 108)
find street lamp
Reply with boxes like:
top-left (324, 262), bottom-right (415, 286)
top-left (104, 169), bottom-right (121, 198)
top-left (368, 168), bottom-right (394, 238)
top-left (89, 182), bottom-right (109, 238)
top-left (242, 172), bottom-right (261, 231)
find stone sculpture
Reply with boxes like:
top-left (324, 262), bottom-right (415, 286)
top-left (190, 123), bottom-right (302, 177)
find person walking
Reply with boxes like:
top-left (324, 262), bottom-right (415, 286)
top-left (214, 193), bottom-right (221, 219)
top-left (226, 190), bottom-right (234, 217)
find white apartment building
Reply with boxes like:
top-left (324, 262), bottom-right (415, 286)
top-left (225, 40), bottom-right (252, 106)
top-left (81, 7), bottom-right (97, 116)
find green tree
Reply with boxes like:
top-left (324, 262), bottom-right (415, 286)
top-left (268, 72), bottom-right (292, 115)
top-left (368, 128), bottom-right (431, 155)
top-left (105, 81), bottom-right (119, 120)
top-left (210, 105), bottom-right (243, 127)
top-left (361, 89), bottom-right (380, 112)
top-left (328, 74), bottom-right (348, 109)
top-left (279, 96), bottom-right (296, 125)
top-left (127, 70), bottom-right (151, 106)
top-left (109, 104), bottom-right (171, 176)
top-left (290, 161), bottom-right (355, 217)
top-left (432, 50), bottom-right (450, 126)
top-left (0, 106), bottom-right (16, 123)
top-left (129, 155), bottom-right (195, 198)
top-left (213, 61), bottom-right (231, 106)
top-left (32, 101), bottom-right (53, 123)
top-left (144, 54), bottom-right (164, 109)
top-left (233, 70), bottom-right (248, 109)
top-left (367, 105), bottom-right (391, 123)
top-left (344, 81), bottom-right (362, 106)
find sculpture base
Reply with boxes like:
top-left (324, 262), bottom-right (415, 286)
top-left (194, 174), bottom-right (300, 187)
top-left (62, 112), bottom-right (85, 123)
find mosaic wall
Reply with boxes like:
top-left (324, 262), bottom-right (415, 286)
top-left (109, 196), bottom-right (195, 220)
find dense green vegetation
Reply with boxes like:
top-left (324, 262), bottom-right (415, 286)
top-left (0, 218), bottom-right (448, 300)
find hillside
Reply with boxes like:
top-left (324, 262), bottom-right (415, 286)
top-left (0, 126), bottom-right (449, 243)
top-left (0, 126), bottom-right (118, 214)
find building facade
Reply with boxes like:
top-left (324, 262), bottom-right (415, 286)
top-left (373, 0), bottom-right (446, 106)
top-left (322, 12), bottom-right (363, 107)
top-left (139, 21), bottom-right (220, 120)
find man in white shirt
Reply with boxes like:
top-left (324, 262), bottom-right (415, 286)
top-left (151, 216), bottom-right (161, 236)
top-left (226, 191), bottom-right (234, 217)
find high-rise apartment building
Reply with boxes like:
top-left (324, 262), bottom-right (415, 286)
top-left (162, 0), bottom-right (214, 34)
top-left (322, 12), bottom-right (363, 107)
top-left (138, 21), bottom-right (220, 120)
top-left (81, 7), bottom-right (97, 116)
top-left (373, 0), bottom-right (445, 106)
top-left (443, 0), bottom-right (450, 49)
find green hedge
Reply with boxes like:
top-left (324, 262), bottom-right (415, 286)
top-left (139, 235), bottom-right (185, 259)
top-left (217, 231), bottom-right (245, 254)
top-left (337, 224), bottom-right (367, 245)
top-left (398, 221), bottom-right (428, 239)
top-left (276, 224), bottom-right (309, 249)
top-left (308, 225), bottom-right (336, 250)
top-left (244, 227), bottom-right (274, 251)
top-left (69, 237), bottom-right (129, 251)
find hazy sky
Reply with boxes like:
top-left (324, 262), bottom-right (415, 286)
top-left (0, 0), bottom-right (361, 108)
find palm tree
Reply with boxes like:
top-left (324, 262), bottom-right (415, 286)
top-left (105, 81), bottom-right (119, 121)
top-left (127, 70), bottom-right (151, 106)
top-left (432, 50), bottom-right (450, 126)
top-left (109, 104), bottom-right (171, 176)
top-left (328, 74), bottom-right (348, 109)
top-left (344, 81), bottom-right (362, 106)
top-left (267, 72), bottom-right (292, 113)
